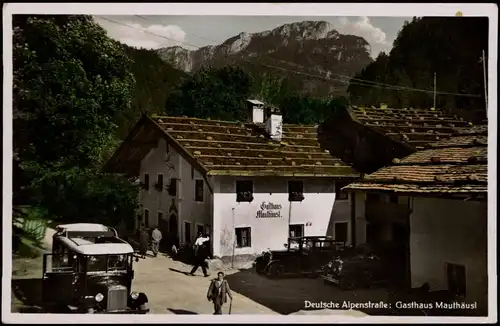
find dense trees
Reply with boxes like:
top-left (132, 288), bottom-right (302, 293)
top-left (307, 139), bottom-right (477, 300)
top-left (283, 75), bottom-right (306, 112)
top-left (118, 45), bottom-right (186, 138)
top-left (13, 15), bottom-right (139, 228)
top-left (164, 65), bottom-right (348, 124)
top-left (165, 65), bottom-right (254, 121)
top-left (347, 17), bottom-right (488, 121)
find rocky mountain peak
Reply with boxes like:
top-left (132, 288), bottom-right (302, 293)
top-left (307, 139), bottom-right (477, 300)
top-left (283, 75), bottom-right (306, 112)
top-left (155, 20), bottom-right (373, 96)
top-left (271, 21), bottom-right (339, 40)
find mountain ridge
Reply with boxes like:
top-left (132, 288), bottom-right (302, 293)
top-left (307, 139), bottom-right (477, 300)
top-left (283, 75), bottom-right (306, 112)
top-left (155, 20), bottom-right (373, 96)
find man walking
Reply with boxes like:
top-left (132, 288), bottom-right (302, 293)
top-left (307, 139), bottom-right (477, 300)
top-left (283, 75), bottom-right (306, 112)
top-left (189, 233), bottom-right (210, 277)
top-left (207, 272), bottom-right (233, 314)
top-left (151, 226), bottom-right (162, 257)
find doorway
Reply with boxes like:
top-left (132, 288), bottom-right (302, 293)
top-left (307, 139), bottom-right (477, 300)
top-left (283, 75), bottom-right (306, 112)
top-left (184, 221), bottom-right (192, 245)
top-left (168, 213), bottom-right (178, 247)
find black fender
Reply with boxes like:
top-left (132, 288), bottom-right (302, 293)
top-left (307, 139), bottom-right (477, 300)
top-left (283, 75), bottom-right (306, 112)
top-left (265, 260), bottom-right (284, 278)
top-left (128, 292), bottom-right (149, 310)
top-left (254, 256), bottom-right (268, 274)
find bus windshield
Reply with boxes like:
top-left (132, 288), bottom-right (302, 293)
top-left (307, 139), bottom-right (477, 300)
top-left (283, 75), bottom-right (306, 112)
top-left (86, 254), bottom-right (129, 272)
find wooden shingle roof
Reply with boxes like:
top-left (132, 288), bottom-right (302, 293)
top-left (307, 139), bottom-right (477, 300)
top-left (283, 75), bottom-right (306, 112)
top-left (348, 106), bottom-right (472, 150)
top-left (344, 124), bottom-right (488, 196)
top-left (104, 115), bottom-right (359, 178)
top-left (153, 116), bottom-right (357, 177)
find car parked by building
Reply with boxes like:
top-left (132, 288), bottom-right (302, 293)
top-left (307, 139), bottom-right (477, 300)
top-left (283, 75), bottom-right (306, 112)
top-left (254, 236), bottom-right (345, 278)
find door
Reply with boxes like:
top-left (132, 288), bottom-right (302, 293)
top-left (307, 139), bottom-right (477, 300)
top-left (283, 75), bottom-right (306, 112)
top-left (334, 222), bottom-right (349, 244)
top-left (184, 222), bottom-right (192, 244)
top-left (168, 214), bottom-right (178, 247)
top-left (42, 253), bottom-right (77, 305)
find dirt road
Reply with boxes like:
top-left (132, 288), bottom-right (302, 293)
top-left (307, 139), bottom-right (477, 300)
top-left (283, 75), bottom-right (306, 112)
top-left (131, 254), bottom-right (276, 315)
top-left (11, 227), bottom-right (378, 316)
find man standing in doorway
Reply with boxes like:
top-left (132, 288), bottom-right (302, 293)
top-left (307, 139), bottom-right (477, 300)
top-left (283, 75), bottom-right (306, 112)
top-left (151, 226), bottom-right (162, 257)
top-left (207, 272), bottom-right (233, 314)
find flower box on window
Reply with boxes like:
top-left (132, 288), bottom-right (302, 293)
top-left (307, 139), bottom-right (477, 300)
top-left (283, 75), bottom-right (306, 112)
top-left (237, 191), bottom-right (254, 203)
top-left (289, 191), bottom-right (305, 202)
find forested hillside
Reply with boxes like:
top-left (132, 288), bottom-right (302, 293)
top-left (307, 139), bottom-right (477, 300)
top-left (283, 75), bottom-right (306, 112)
top-left (118, 45), bottom-right (186, 137)
top-left (347, 17), bottom-right (488, 122)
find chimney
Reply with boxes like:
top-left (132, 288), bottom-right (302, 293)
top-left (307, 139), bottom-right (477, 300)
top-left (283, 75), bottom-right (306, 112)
top-left (246, 99), bottom-right (265, 124)
top-left (265, 105), bottom-right (283, 141)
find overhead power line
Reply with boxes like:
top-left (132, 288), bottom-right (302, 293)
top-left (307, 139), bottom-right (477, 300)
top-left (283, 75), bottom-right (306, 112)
top-left (95, 15), bottom-right (483, 98)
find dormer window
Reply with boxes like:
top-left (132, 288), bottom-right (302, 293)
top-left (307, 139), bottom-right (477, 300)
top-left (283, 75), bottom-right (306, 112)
top-left (236, 180), bottom-right (254, 202)
top-left (288, 181), bottom-right (304, 202)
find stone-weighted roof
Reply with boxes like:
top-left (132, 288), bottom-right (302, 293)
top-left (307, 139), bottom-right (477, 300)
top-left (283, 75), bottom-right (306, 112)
top-left (344, 123), bottom-right (488, 196)
top-left (348, 106), bottom-right (472, 150)
top-left (104, 115), bottom-right (359, 178)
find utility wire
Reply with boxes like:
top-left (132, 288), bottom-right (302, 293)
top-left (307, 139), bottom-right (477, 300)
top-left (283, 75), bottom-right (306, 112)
top-left (95, 15), bottom-right (483, 98)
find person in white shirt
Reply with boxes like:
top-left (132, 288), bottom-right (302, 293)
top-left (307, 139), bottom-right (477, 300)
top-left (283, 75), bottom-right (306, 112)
top-left (189, 233), bottom-right (210, 276)
top-left (194, 233), bottom-right (210, 246)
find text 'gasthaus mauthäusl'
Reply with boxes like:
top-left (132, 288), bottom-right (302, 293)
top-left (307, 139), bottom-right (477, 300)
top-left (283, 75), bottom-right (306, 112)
top-left (256, 202), bottom-right (282, 218)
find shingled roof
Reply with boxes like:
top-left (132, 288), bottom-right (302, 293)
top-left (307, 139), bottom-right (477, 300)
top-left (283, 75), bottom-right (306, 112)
top-left (104, 115), bottom-right (359, 178)
top-left (348, 106), bottom-right (472, 150)
top-left (343, 124), bottom-right (488, 197)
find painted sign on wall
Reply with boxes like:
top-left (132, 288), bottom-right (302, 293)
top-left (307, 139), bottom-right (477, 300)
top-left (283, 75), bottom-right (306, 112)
top-left (256, 202), bottom-right (283, 218)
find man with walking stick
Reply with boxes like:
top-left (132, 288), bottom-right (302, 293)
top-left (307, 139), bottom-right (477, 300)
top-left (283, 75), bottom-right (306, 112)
top-left (207, 272), bottom-right (233, 314)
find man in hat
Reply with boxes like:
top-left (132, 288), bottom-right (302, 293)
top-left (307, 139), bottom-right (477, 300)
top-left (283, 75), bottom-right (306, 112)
top-left (207, 272), bottom-right (233, 314)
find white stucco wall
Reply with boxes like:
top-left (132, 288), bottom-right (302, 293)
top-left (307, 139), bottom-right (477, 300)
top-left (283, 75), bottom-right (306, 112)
top-left (139, 138), bottom-right (212, 244)
top-left (410, 197), bottom-right (488, 309)
top-left (212, 177), bottom-right (351, 258)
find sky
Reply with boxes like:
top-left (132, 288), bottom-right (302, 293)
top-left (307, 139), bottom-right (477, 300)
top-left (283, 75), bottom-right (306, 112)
top-left (94, 15), bottom-right (412, 58)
